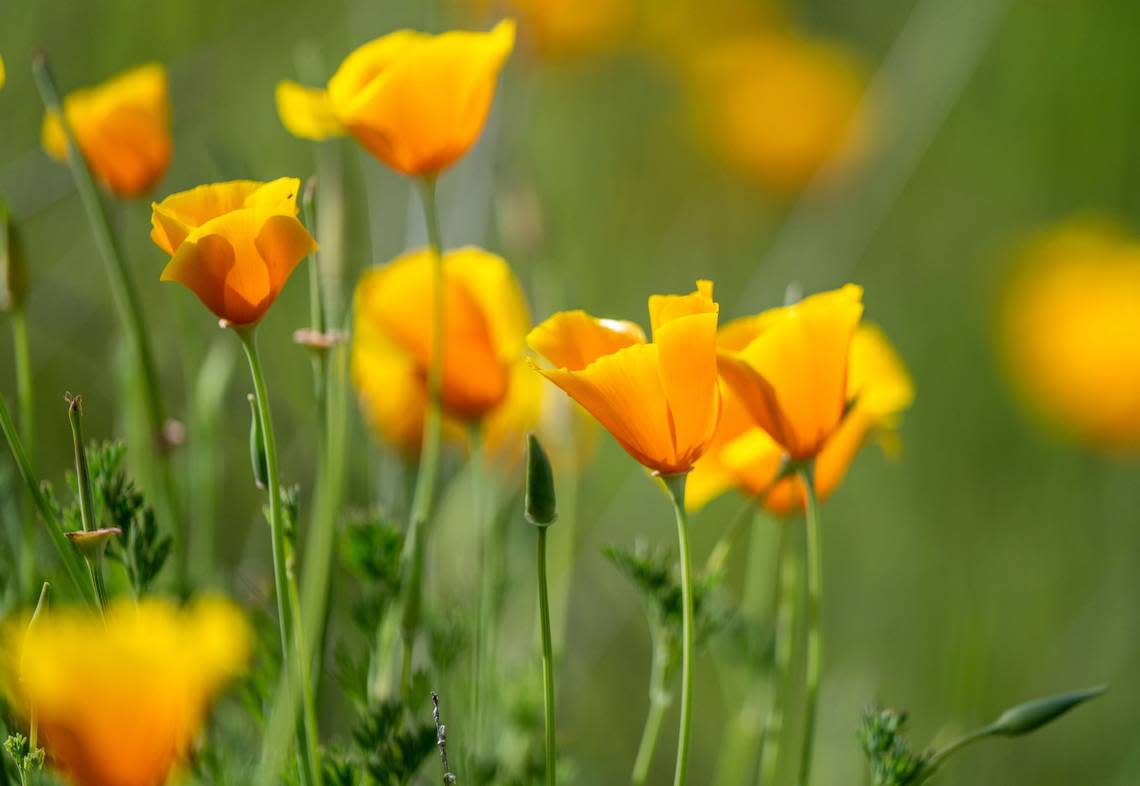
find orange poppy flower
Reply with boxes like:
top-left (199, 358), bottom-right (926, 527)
top-left (150, 178), bottom-right (317, 325)
top-left (42, 63), bottom-right (171, 198)
top-left (690, 322), bottom-right (913, 513)
top-left (999, 219), bottom-right (1140, 450)
top-left (2, 598), bottom-right (249, 786)
top-left (276, 20), bottom-right (515, 176)
top-left (352, 246), bottom-right (532, 452)
top-left (527, 281), bottom-right (721, 475)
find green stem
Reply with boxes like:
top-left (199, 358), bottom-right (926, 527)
top-left (471, 423), bottom-right (491, 748)
top-left (662, 474), bottom-right (695, 786)
top-left (758, 523), bottom-right (803, 786)
top-left (398, 175), bottom-right (445, 694)
top-left (66, 397), bottom-right (107, 613)
top-left (631, 631), bottom-right (676, 786)
top-left (0, 394), bottom-right (94, 605)
top-left (31, 55), bottom-right (186, 591)
top-left (10, 309), bottom-right (36, 598)
top-left (797, 465), bottom-right (822, 786)
top-left (537, 526), bottom-right (557, 786)
top-left (236, 327), bottom-right (320, 786)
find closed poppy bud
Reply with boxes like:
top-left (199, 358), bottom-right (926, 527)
top-left (278, 20), bottom-right (515, 176)
top-left (528, 281), bottom-right (721, 475)
top-left (150, 178), bottom-right (317, 325)
top-left (352, 246), bottom-right (531, 451)
top-left (247, 394), bottom-right (268, 490)
top-left (41, 63), bottom-right (171, 198)
top-left (2, 597), bottom-right (249, 786)
top-left (525, 433), bottom-right (558, 526)
top-left (0, 198), bottom-right (27, 313)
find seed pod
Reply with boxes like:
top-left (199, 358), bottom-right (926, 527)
top-left (0, 198), bottom-right (27, 312)
top-left (524, 433), bottom-right (557, 527)
top-left (987, 685), bottom-right (1106, 736)
top-left (248, 394), bottom-right (268, 490)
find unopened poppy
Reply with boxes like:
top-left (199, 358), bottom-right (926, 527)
top-left (2, 598), bottom-right (249, 786)
top-left (42, 63), bottom-right (171, 198)
top-left (528, 281), bottom-right (721, 475)
top-left (150, 178), bottom-right (317, 325)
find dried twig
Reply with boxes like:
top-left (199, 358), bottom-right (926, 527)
top-left (432, 691), bottom-right (456, 784)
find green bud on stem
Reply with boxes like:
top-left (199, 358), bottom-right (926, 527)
top-left (248, 393), bottom-right (269, 490)
top-left (525, 433), bottom-right (557, 527)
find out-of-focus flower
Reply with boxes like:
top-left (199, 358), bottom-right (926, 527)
top-left (1, 598), bottom-right (249, 786)
top-left (41, 63), bottom-right (171, 198)
top-left (528, 281), bottom-right (721, 475)
top-left (691, 322), bottom-right (913, 513)
top-left (642, 0), bottom-right (782, 67)
top-left (352, 247), bottom-right (532, 454)
top-left (276, 21), bottom-right (515, 176)
top-left (150, 178), bottom-right (316, 325)
top-left (687, 33), bottom-right (867, 194)
top-left (503, 0), bottom-right (633, 60)
top-left (0, 55), bottom-right (6, 90)
top-left (1000, 219), bottom-right (1140, 450)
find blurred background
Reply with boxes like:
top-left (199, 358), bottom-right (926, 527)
top-left (3, 0), bottom-right (1140, 783)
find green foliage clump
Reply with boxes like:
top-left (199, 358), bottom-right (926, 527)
top-left (858, 706), bottom-right (932, 786)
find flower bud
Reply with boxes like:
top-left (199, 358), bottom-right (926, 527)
top-left (524, 433), bottom-right (557, 527)
top-left (248, 394), bottom-right (268, 490)
top-left (987, 685), bottom-right (1105, 737)
top-left (0, 198), bottom-right (27, 313)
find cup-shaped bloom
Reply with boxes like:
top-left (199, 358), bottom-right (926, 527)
top-left (1, 598), bottom-right (249, 786)
top-left (1000, 219), bottom-right (1140, 450)
top-left (527, 281), bottom-right (721, 475)
top-left (687, 33), bottom-right (866, 194)
top-left (352, 246), bottom-right (532, 453)
top-left (276, 20), bottom-right (515, 176)
top-left (42, 63), bottom-right (171, 198)
top-left (717, 284), bottom-right (864, 461)
top-left (150, 178), bottom-right (317, 325)
top-left (691, 323), bottom-right (913, 513)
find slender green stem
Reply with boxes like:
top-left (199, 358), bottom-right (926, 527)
top-left (236, 327), bottom-right (320, 786)
top-left (797, 465), bottom-right (822, 786)
top-left (758, 524), bottom-right (803, 786)
top-left (926, 725), bottom-right (994, 769)
top-left (631, 631), bottom-right (676, 786)
top-left (662, 474), bottom-right (695, 786)
top-left (32, 55), bottom-right (186, 590)
top-left (537, 526), bottom-right (557, 786)
top-left (66, 397), bottom-right (108, 614)
top-left (10, 309), bottom-right (36, 598)
top-left (470, 424), bottom-right (493, 749)
top-left (398, 175), bottom-right (446, 694)
top-left (0, 395), bottom-right (94, 604)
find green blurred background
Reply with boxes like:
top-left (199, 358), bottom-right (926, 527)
top-left (3, 0), bottom-right (1140, 783)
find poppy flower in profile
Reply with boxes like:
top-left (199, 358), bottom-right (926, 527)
top-left (528, 281), bottom-right (721, 476)
top-left (42, 63), bottom-right (172, 198)
top-left (276, 20), bottom-right (515, 177)
top-left (150, 178), bottom-right (317, 325)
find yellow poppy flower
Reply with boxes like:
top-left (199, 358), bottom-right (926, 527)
top-left (2, 598), bottom-right (249, 786)
top-left (0, 55), bottom-right (6, 91)
top-left (42, 63), bottom-right (171, 198)
top-left (718, 284), bottom-right (864, 461)
top-left (528, 281), bottom-right (721, 475)
top-left (276, 20), bottom-right (515, 176)
top-left (352, 246), bottom-right (531, 452)
top-left (150, 178), bottom-right (317, 325)
top-left (691, 323), bottom-right (913, 513)
top-left (687, 33), bottom-right (866, 194)
top-left (1000, 219), bottom-right (1140, 450)
top-left (505, 0), bottom-right (633, 59)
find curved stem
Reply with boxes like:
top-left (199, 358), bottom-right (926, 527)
top-left (662, 474), bottom-right (694, 786)
top-left (399, 175), bottom-right (445, 694)
top-left (538, 526), bottom-right (557, 786)
top-left (237, 327), bottom-right (320, 786)
top-left (797, 465), bottom-right (822, 786)
top-left (631, 632), bottom-right (675, 786)
top-left (31, 55), bottom-right (186, 591)
top-left (10, 310), bottom-right (36, 598)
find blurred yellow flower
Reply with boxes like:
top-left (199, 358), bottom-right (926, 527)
top-left (718, 284), bottom-right (865, 460)
top-left (505, 0), bottom-right (633, 60)
top-left (352, 246), bottom-right (532, 454)
top-left (2, 597), bottom-right (249, 786)
top-left (0, 55), bottom-right (6, 91)
top-left (277, 20), bottom-right (515, 176)
top-left (690, 323), bottom-right (913, 513)
top-left (688, 33), bottom-right (867, 194)
top-left (1000, 219), bottom-right (1140, 450)
top-left (528, 281), bottom-right (721, 475)
top-left (150, 178), bottom-right (317, 325)
top-left (42, 63), bottom-right (171, 198)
